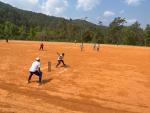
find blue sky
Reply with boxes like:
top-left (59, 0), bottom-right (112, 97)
top-left (0, 0), bottom-right (150, 27)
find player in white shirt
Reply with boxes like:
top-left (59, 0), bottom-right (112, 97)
top-left (28, 57), bottom-right (42, 84)
top-left (56, 52), bottom-right (66, 68)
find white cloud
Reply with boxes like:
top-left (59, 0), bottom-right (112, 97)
top-left (0, 0), bottom-right (39, 6)
top-left (76, 0), bottom-right (101, 11)
top-left (41, 0), bottom-right (68, 16)
top-left (126, 19), bottom-right (137, 25)
top-left (27, 0), bottom-right (39, 5)
top-left (103, 11), bottom-right (115, 17)
top-left (124, 0), bottom-right (144, 6)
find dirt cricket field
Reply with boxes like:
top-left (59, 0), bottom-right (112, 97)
top-left (0, 40), bottom-right (150, 113)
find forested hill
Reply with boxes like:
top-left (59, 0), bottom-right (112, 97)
top-left (0, 1), bottom-right (150, 46)
top-left (0, 1), bottom-right (96, 27)
top-left (0, 1), bottom-right (59, 26)
top-left (0, 1), bottom-right (101, 42)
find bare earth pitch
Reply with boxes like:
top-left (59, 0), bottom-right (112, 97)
top-left (0, 40), bottom-right (150, 113)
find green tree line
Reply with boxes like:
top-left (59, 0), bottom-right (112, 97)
top-left (0, 1), bottom-right (150, 46)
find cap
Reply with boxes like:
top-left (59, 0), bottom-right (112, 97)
top-left (35, 57), bottom-right (40, 61)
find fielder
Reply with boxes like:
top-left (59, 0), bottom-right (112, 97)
top-left (80, 42), bottom-right (84, 51)
top-left (96, 44), bottom-right (100, 51)
top-left (39, 43), bottom-right (44, 50)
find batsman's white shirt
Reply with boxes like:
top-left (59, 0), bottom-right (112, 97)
top-left (29, 61), bottom-right (41, 72)
top-left (57, 55), bottom-right (64, 60)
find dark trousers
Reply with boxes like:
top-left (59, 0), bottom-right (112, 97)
top-left (39, 46), bottom-right (43, 50)
top-left (28, 71), bottom-right (42, 83)
top-left (56, 60), bottom-right (65, 67)
top-left (97, 47), bottom-right (99, 51)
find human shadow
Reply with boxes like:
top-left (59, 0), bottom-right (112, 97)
top-left (60, 64), bottom-right (70, 68)
top-left (42, 78), bottom-right (53, 85)
top-left (31, 78), bottom-right (52, 85)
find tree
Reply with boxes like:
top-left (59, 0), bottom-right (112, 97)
top-left (109, 17), bottom-right (126, 45)
top-left (28, 27), bottom-right (36, 39)
top-left (129, 21), bottom-right (144, 45)
top-left (0, 24), bottom-right (4, 38)
top-left (82, 31), bottom-right (93, 42)
top-left (18, 25), bottom-right (27, 39)
top-left (144, 24), bottom-right (150, 46)
top-left (4, 21), bottom-right (18, 39)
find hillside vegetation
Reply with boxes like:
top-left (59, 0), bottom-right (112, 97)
top-left (0, 1), bottom-right (150, 46)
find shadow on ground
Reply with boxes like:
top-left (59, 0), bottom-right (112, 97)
top-left (42, 78), bottom-right (53, 85)
top-left (60, 64), bottom-right (70, 68)
top-left (31, 78), bottom-right (52, 85)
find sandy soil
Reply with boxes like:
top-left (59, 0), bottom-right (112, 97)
top-left (0, 40), bottom-right (150, 113)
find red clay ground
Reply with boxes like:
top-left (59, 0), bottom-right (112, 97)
top-left (0, 40), bottom-right (150, 113)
